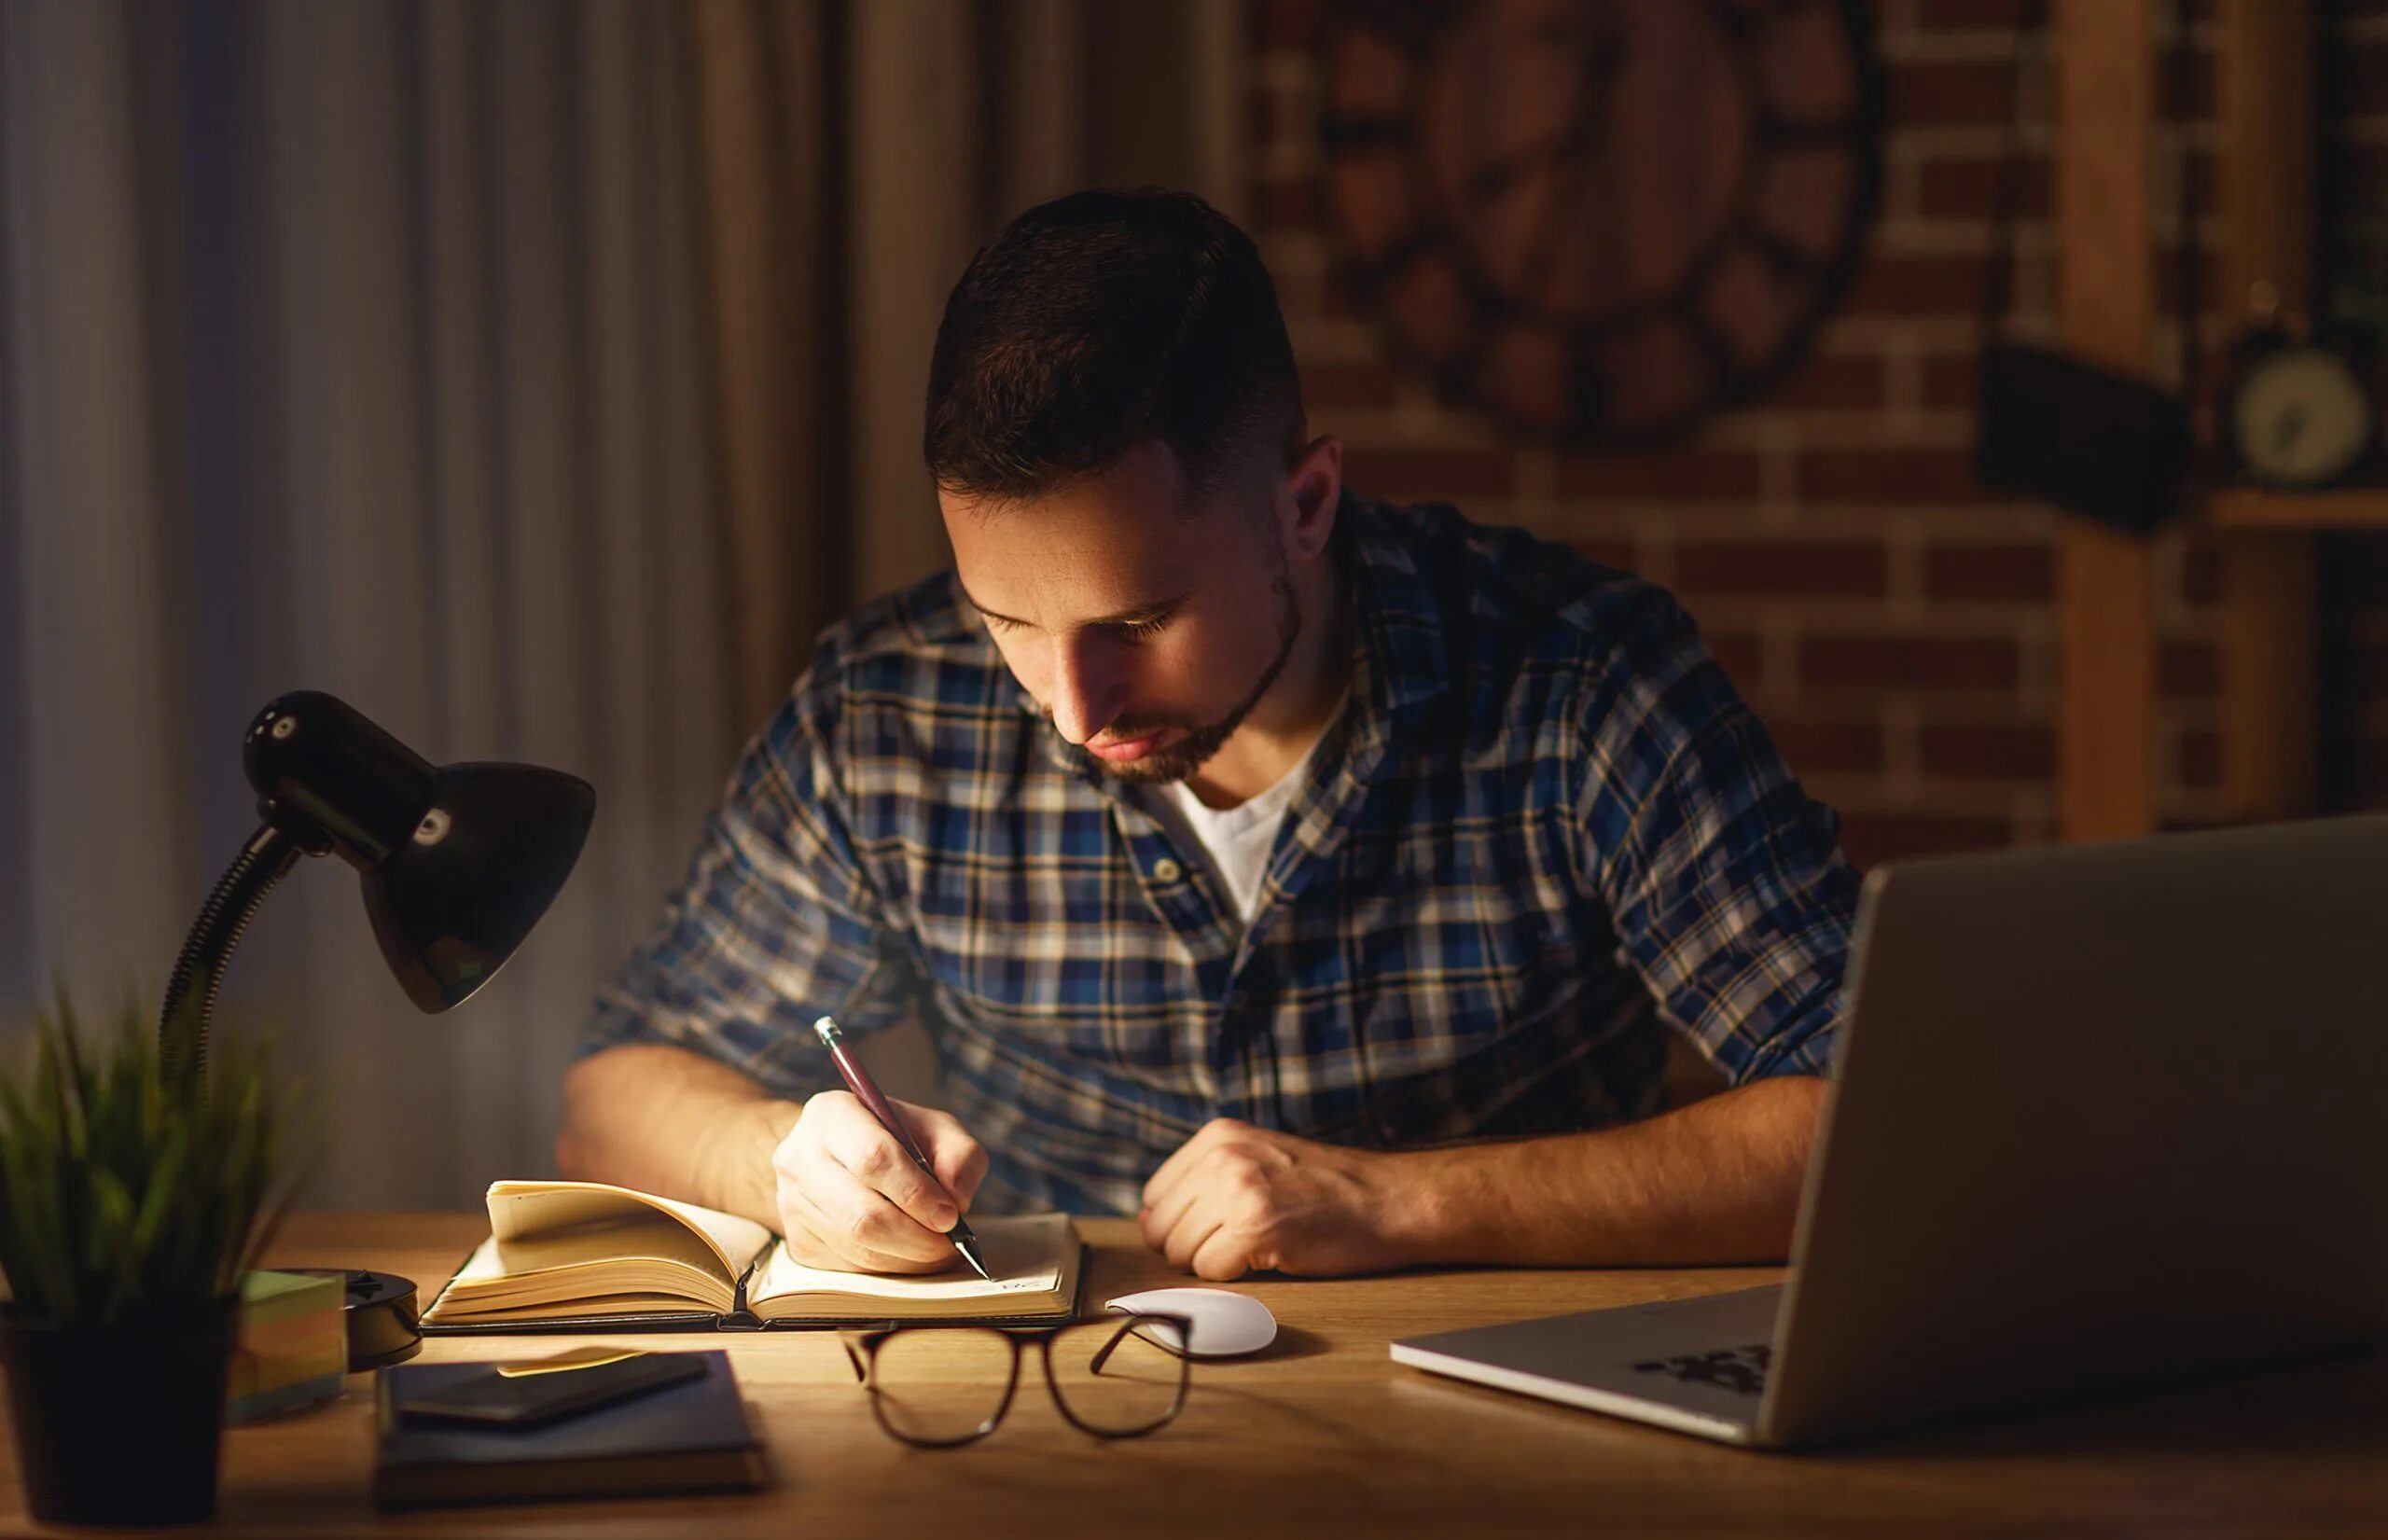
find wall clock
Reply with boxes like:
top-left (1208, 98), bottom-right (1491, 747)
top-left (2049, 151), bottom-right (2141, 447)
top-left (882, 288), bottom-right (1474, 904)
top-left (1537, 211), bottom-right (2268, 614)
top-left (1316, 0), bottom-right (1881, 447)
top-left (2221, 315), bottom-right (2378, 490)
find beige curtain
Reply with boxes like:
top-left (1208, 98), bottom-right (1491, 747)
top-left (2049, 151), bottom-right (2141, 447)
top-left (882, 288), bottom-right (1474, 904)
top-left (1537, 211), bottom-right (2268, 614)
top-left (0, 0), bottom-right (1243, 1205)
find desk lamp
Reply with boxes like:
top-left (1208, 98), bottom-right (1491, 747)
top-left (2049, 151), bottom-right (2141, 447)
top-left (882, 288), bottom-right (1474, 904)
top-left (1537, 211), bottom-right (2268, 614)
top-left (159, 690), bottom-right (596, 1367)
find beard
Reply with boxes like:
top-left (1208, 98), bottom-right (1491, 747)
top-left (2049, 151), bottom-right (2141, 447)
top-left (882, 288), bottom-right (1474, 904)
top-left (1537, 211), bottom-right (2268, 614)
top-left (1090, 559), bottom-right (1303, 786)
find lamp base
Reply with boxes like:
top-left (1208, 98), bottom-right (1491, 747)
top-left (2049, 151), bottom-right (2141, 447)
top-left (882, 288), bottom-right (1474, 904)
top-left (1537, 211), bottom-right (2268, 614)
top-left (287, 1269), bottom-right (421, 1372)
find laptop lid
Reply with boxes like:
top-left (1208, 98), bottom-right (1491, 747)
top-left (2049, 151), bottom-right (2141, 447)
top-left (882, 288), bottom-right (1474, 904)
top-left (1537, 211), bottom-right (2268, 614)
top-left (1759, 814), bottom-right (2388, 1447)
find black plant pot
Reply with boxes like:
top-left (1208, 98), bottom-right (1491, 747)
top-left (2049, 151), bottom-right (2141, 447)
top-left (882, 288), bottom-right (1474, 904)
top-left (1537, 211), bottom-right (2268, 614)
top-left (1, 1297), bottom-right (238, 1525)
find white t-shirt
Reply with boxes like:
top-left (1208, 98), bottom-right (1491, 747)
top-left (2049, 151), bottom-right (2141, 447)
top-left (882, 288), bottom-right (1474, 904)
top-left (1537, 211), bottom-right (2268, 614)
top-left (1141, 701), bottom-right (1345, 925)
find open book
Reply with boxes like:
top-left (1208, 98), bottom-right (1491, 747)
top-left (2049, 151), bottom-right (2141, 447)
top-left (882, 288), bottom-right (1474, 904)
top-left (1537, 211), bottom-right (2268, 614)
top-left (420, 1180), bottom-right (1083, 1333)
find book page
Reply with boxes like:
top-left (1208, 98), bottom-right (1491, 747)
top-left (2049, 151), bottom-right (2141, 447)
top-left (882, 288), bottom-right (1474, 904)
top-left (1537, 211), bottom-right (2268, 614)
top-left (423, 1242), bottom-right (718, 1321)
top-left (485, 1180), bottom-right (771, 1282)
top-left (425, 1233), bottom-right (739, 1319)
top-left (747, 1213), bottom-right (1075, 1310)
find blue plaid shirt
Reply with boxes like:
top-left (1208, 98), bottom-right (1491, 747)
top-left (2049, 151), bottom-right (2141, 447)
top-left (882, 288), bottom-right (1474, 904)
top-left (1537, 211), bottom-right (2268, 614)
top-left (581, 495), bottom-right (1859, 1214)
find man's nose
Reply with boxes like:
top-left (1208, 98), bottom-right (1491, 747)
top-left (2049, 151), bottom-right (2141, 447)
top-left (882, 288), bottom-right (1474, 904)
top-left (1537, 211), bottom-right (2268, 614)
top-left (1049, 634), bottom-right (1123, 745)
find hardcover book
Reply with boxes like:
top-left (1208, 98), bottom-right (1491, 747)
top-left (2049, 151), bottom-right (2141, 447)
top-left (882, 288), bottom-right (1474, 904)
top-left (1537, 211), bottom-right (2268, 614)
top-left (419, 1180), bottom-right (1083, 1332)
top-left (372, 1349), bottom-right (766, 1508)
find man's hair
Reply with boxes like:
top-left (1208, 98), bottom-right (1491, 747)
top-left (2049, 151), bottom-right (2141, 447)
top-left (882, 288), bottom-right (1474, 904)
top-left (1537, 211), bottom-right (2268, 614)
top-left (923, 187), bottom-right (1303, 506)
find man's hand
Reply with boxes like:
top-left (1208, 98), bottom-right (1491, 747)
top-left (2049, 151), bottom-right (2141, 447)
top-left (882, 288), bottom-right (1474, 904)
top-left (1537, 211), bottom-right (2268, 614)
top-left (1137, 1118), bottom-right (1423, 1281)
top-left (772, 1090), bottom-right (990, 1273)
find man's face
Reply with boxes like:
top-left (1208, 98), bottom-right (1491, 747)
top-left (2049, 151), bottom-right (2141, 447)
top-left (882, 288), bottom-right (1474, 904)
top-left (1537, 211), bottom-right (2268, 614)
top-left (939, 441), bottom-right (1300, 784)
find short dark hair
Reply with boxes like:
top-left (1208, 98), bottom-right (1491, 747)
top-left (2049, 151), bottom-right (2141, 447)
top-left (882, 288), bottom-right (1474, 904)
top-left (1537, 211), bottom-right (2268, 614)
top-left (923, 187), bottom-right (1303, 506)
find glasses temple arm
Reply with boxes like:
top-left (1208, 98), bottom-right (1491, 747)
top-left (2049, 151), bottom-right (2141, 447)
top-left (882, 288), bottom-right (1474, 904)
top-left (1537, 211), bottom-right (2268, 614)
top-left (1087, 1313), bottom-right (1192, 1375)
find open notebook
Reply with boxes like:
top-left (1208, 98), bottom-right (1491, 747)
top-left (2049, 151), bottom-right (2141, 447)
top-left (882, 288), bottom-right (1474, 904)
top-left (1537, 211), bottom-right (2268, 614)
top-left (420, 1180), bottom-right (1084, 1333)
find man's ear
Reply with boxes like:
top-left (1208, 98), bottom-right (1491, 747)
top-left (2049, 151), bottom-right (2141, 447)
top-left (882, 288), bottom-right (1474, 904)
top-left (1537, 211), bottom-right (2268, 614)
top-left (1278, 434), bottom-right (1343, 563)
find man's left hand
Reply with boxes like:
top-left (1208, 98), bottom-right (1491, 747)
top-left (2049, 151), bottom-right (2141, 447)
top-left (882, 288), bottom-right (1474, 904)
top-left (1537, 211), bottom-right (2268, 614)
top-left (1137, 1118), bottom-right (1425, 1281)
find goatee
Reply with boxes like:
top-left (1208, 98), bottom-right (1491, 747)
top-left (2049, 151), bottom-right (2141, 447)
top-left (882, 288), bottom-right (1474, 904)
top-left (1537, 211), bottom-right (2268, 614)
top-left (1093, 565), bottom-right (1302, 785)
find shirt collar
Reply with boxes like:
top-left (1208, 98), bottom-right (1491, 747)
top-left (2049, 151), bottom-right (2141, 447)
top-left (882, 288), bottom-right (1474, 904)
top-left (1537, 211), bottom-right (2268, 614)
top-left (1337, 492), bottom-right (1450, 724)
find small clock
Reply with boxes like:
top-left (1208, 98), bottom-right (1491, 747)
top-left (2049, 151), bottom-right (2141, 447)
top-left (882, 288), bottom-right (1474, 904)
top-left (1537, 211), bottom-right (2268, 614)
top-left (2222, 320), bottom-right (2378, 490)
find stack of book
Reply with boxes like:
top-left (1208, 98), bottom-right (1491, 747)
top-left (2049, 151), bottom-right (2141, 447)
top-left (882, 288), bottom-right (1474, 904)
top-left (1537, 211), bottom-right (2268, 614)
top-left (373, 1349), bottom-right (766, 1509)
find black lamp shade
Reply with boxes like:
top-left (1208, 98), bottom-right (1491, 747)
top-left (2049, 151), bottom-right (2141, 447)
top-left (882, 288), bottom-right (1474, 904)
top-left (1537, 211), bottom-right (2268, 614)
top-left (243, 691), bottom-right (595, 1013)
top-left (362, 763), bottom-right (596, 1011)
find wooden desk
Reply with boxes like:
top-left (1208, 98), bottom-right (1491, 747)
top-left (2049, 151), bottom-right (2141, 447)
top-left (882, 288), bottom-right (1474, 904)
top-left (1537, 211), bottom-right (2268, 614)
top-left (8, 1214), bottom-right (2385, 1537)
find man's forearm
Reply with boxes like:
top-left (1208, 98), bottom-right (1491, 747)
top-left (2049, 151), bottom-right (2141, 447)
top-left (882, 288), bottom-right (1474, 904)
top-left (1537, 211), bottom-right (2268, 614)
top-left (555, 1045), bottom-right (804, 1229)
top-left (1389, 1075), bottom-right (1828, 1269)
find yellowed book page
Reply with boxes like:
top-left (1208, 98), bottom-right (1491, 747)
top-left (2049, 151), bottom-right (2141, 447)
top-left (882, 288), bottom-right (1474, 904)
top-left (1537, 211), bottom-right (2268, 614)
top-left (424, 1235), bottom-right (737, 1319)
top-left (484, 1179), bottom-right (771, 1281)
top-left (748, 1213), bottom-right (1076, 1316)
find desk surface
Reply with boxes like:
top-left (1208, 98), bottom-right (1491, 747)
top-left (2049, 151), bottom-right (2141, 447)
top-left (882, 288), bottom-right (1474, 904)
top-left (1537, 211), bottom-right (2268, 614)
top-left (7, 1213), bottom-right (2386, 1538)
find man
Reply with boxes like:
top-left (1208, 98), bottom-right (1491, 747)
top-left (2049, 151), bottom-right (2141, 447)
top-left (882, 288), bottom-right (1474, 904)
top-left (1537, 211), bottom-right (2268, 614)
top-left (560, 188), bottom-right (1857, 1283)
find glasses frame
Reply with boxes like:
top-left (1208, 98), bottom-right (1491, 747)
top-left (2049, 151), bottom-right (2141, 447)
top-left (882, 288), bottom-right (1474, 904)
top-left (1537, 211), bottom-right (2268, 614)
top-left (840, 1311), bottom-right (1196, 1449)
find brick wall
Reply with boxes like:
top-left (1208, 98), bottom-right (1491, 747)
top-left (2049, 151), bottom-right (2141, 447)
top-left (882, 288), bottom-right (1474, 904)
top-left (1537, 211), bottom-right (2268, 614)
top-left (1249, 0), bottom-right (2388, 869)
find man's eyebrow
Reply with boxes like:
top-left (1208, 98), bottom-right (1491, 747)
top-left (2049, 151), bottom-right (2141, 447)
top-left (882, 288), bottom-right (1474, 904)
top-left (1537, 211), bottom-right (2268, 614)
top-left (957, 585), bottom-right (1190, 630)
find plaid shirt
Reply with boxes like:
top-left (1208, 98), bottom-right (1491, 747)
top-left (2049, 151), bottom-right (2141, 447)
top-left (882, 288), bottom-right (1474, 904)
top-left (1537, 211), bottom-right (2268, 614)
top-left (581, 495), bottom-right (1859, 1215)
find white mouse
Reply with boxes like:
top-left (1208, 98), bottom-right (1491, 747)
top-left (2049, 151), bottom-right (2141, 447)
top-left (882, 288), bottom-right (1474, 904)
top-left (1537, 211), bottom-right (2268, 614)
top-left (1104, 1286), bottom-right (1279, 1357)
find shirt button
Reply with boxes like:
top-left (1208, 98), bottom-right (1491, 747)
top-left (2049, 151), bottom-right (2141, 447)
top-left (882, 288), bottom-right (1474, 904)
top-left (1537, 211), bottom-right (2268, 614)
top-left (1151, 857), bottom-right (1183, 882)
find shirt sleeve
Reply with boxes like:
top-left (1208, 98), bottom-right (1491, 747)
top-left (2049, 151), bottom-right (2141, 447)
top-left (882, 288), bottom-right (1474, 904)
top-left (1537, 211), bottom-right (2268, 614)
top-left (1569, 586), bottom-right (1860, 1084)
top-left (576, 675), bottom-right (921, 1100)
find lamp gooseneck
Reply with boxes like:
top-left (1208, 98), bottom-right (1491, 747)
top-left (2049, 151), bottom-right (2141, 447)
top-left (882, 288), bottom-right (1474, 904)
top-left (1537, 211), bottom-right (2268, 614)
top-left (157, 826), bottom-right (301, 1082)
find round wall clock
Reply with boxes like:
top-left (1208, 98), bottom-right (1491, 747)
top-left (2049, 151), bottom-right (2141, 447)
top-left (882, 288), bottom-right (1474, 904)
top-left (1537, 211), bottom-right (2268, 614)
top-left (1315, 0), bottom-right (1881, 447)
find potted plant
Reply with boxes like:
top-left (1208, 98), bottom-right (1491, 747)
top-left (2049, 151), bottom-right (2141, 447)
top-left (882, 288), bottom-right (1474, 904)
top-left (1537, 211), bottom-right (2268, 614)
top-left (0, 991), bottom-right (294, 1526)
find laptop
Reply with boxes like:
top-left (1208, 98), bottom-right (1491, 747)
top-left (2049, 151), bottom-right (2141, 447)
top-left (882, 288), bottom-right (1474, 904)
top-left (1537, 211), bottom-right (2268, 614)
top-left (1391, 814), bottom-right (2388, 1449)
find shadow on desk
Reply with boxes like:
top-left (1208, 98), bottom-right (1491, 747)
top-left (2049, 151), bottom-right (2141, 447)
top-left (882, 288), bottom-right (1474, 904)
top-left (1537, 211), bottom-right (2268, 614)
top-left (1855, 1347), bottom-right (2388, 1462)
top-left (1385, 1344), bottom-right (2388, 1460)
top-left (1243, 1325), bottom-right (1328, 1365)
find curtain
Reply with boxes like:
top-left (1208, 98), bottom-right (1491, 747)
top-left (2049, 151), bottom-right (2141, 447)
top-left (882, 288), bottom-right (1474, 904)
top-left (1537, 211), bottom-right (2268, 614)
top-left (0, 0), bottom-right (746, 1206)
top-left (0, 0), bottom-right (1243, 1207)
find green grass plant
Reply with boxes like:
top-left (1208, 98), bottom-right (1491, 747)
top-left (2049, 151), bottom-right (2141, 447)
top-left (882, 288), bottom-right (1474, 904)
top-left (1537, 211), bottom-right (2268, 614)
top-left (0, 991), bottom-right (296, 1329)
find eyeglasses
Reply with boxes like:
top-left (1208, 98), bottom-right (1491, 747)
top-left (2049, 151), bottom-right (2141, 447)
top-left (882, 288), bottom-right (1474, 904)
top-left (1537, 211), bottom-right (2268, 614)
top-left (840, 1312), bottom-right (1194, 1448)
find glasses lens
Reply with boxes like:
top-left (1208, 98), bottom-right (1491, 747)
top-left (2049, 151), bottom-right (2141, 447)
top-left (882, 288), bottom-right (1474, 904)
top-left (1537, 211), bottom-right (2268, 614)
top-left (1046, 1315), bottom-right (1188, 1436)
top-left (868, 1327), bottom-right (1019, 1446)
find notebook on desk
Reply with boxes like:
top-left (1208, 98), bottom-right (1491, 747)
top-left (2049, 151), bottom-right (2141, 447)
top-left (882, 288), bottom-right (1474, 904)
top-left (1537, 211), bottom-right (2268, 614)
top-left (373, 1349), bottom-right (766, 1508)
top-left (419, 1179), bottom-right (1084, 1333)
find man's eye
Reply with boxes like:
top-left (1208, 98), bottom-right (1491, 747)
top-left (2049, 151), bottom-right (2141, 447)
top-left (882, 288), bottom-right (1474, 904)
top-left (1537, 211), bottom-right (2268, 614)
top-left (1118, 617), bottom-right (1171, 641)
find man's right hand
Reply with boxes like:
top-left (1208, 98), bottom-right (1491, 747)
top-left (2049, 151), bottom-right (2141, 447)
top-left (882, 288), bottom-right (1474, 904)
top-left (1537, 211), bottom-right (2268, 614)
top-left (771, 1090), bottom-right (990, 1273)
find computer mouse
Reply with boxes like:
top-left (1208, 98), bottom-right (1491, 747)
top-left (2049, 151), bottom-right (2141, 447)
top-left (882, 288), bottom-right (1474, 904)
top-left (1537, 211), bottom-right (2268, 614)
top-left (1104, 1286), bottom-right (1279, 1357)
